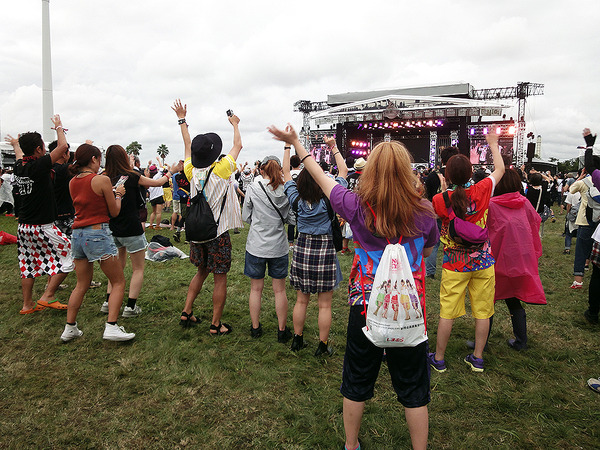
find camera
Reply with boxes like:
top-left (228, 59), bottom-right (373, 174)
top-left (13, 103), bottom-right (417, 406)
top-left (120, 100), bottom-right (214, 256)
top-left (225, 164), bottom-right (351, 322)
top-left (226, 109), bottom-right (233, 117)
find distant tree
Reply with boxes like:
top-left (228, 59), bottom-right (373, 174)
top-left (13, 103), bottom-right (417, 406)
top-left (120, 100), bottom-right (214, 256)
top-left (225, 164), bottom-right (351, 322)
top-left (156, 144), bottom-right (169, 166)
top-left (557, 158), bottom-right (580, 174)
top-left (126, 141), bottom-right (142, 156)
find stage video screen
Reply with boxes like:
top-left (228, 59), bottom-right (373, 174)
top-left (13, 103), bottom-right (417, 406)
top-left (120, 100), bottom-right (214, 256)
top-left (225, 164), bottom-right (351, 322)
top-left (469, 138), bottom-right (514, 165)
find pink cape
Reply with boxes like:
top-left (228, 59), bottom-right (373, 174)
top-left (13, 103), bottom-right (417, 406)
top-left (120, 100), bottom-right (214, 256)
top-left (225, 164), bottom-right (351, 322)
top-left (487, 192), bottom-right (546, 304)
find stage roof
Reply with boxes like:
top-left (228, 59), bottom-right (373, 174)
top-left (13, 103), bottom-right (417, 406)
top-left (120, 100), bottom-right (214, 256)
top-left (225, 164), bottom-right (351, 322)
top-left (327, 83), bottom-right (474, 105)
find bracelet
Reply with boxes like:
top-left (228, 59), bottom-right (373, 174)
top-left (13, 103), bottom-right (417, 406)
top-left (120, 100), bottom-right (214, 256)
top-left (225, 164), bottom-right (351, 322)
top-left (284, 146), bottom-right (291, 150)
top-left (178, 118), bottom-right (186, 125)
top-left (300, 154), bottom-right (311, 163)
top-left (333, 151), bottom-right (340, 157)
top-left (115, 195), bottom-right (122, 199)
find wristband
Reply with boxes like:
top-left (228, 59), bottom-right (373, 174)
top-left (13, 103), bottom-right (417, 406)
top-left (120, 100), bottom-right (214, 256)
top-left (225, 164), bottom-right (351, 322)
top-left (284, 146), bottom-right (291, 150)
top-left (333, 152), bottom-right (340, 158)
top-left (300, 154), bottom-right (311, 163)
top-left (178, 118), bottom-right (186, 125)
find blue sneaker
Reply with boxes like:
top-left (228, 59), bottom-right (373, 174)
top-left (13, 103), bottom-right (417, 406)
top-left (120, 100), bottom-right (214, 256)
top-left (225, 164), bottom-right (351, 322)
top-left (464, 353), bottom-right (484, 372)
top-left (587, 377), bottom-right (600, 393)
top-left (428, 352), bottom-right (447, 373)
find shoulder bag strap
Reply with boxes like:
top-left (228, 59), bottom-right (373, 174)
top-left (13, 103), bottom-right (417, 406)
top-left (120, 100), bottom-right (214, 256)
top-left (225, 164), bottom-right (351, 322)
top-left (258, 181), bottom-right (285, 225)
top-left (535, 188), bottom-right (542, 212)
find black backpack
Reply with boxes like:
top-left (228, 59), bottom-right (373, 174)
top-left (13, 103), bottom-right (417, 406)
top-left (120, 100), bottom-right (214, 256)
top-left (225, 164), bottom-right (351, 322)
top-left (185, 167), bottom-right (228, 243)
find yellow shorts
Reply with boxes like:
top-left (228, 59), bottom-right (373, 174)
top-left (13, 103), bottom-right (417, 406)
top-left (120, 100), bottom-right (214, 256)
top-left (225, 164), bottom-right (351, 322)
top-left (163, 187), bottom-right (173, 202)
top-left (439, 266), bottom-right (495, 320)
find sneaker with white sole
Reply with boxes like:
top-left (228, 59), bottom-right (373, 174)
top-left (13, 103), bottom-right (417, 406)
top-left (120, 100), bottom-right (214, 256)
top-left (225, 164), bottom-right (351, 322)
top-left (103, 323), bottom-right (135, 341)
top-left (122, 305), bottom-right (142, 318)
top-left (100, 301), bottom-right (109, 313)
top-left (61, 323), bottom-right (83, 342)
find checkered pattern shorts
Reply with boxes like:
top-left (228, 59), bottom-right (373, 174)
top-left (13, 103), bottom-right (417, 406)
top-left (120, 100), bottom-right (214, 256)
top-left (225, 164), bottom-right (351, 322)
top-left (18, 223), bottom-right (74, 278)
top-left (290, 233), bottom-right (336, 293)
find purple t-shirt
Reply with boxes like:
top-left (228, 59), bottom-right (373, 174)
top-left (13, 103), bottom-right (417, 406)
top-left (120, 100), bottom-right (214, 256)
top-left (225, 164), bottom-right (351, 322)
top-left (330, 184), bottom-right (438, 263)
top-left (329, 184), bottom-right (439, 305)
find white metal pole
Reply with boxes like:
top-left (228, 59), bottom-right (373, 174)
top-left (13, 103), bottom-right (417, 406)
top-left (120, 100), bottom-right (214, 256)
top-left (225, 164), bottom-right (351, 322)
top-left (42, 0), bottom-right (54, 143)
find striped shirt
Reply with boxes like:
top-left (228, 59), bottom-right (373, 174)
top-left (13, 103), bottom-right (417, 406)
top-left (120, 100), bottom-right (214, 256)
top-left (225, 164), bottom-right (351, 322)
top-left (184, 155), bottom-right (243, 237)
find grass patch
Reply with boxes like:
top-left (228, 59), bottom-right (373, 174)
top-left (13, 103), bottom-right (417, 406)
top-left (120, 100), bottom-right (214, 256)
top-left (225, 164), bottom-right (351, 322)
top-left (0, 215), bottom-right (599, 448)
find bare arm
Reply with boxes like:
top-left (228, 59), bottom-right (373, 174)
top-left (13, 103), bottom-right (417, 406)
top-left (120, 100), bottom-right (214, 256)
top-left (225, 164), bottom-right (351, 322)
top-left (172, 99), bottom-right (191, 160)
top-left (282, 144), bottom-right (292, 183)
top-left (485, 126), bottom-right (505, 184)
top-left (5, 135), bottom-right (23, 160)
top-left (49, 115), bottom-right (69, 164)
top-left (268, 124), bottom-right (338, 199)
top-left (93, 175), bottom-right (123, 217)
top-left (324, 135), bottom-right (347, 179)
top-left (228, 115), bottom-right (242, 161)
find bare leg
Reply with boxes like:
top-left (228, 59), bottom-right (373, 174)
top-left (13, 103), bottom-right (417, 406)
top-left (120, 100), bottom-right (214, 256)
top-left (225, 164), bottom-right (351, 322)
top-left (211, 272), bottom-right (228, 333)
top-left (66, 259), bottom-right (94, 323)
top-left (100, 256), bottom-right (126, 323)
top-left (39, 272), bottom-right (69, 303)
top-left (293, 291), bottom-right (311, 335)
top-left (343, 397), bottom-right (365, 450)
top-left (434, 317), bottom-right (454, 361)
top-left (317, 291), bottom-right (333, 342)
top-left (127, 249), bottom-right (146, 299)
top-left (405, 406), bottom-right (429, 450)
top-left (473, 318), bottom-right (490, 359)
top-left (249, 278), bottom-right (264, 329)
top-left (107, 247), bottom-right (127, 296)
top-left (149, 205), bottom-right (157, 228)
top-left (155, 204), bottom-right (164, 227)
top-left (21, 278), bottom-right (36, 311)
top-left (272, 278), bottom-right (289, 331)
top-left (182, 267), bottom-right (209, 322)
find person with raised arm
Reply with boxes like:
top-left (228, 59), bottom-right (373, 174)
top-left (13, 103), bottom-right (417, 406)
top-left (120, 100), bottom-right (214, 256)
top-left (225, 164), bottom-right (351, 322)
top-left (268, 124), bottom-right (437, 450)
top-left (60, 144), bottom-right (134, 342)
top-left (101, 145), bottom-right (180, 318)
top-left (428, 127), bottom-right (505, 373)
top-left (9, 115), bottom-right (74, 315)
top-left (172, 99), bottom-right (243, 335)
top-left (282, 135), bottom-right (348, 355)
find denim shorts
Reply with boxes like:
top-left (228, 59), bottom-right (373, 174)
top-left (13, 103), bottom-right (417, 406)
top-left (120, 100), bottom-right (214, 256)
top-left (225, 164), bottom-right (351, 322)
top-left (113, 233), bottom-right (148, 254)
top-left (71, 223), bottom-right (118, 262)
top-left (244, 251), bottom-right (289, 279)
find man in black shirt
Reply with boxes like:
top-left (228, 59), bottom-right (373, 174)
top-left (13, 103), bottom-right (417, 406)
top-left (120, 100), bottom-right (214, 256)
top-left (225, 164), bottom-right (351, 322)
top-left (9, 115), bottom-right (74, 314)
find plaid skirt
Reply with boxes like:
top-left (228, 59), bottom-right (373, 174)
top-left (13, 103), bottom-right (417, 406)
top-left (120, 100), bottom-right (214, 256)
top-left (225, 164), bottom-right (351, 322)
top-left (591, 240), bottom-right (600, 268)
top-left (290, 233), bottom-right (338, 293)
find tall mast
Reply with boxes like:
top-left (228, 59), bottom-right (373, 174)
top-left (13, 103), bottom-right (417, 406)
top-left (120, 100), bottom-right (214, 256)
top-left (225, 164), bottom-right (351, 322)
top-left (42, 0), bottom-right (54, 142)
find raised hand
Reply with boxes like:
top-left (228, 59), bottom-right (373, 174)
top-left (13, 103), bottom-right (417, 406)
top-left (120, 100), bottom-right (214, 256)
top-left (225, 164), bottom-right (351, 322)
top-left (323, 135), bottom-right (336, 148)
top-left (171, 99), bottom-right (187, 119)
top-left (485, 125), bottom-right (499, 147)
top-left (228, 114), bottom-right (240, 126)
top-left (4, 134), bottom-right (18, 147)
top-left (50, 114), bottom-right (63, 130)
top-left (267, 123), bottom-right (298, 144)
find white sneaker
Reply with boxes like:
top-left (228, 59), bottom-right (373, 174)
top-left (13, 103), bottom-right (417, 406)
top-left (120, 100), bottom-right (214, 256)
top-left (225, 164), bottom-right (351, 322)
top-left (122, 305), bottom-right (142, 318)
top-left (100, 301), bottom-right (109, 313)
top-left (103, 323), bottom-right (135, 341)
top-left (61, 323), bottom-right (83, 342)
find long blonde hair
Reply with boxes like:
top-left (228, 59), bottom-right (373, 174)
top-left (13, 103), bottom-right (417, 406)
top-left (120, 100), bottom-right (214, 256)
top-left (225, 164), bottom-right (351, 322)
top-left (357, 141), bottom-right (433, 238)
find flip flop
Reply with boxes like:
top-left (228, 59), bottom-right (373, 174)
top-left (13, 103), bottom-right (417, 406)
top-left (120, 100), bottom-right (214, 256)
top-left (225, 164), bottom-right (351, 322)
top-left (38, 299), bottom-right (68, 310)
top-left (20, 302), bottom-right (46, 315)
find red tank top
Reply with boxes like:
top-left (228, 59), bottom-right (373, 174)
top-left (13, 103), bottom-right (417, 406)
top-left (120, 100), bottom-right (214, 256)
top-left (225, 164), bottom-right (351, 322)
top-left (70, 173), bottom-right (111, 229)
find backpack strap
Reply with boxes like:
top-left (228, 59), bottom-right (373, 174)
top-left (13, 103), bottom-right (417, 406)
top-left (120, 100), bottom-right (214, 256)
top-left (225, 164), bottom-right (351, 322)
top-left (258, 181), bottom-right (285, 225)
top-left (442, 191), bottom-right (457, 220)
top-left (365, 201), bottom-right (395, 245)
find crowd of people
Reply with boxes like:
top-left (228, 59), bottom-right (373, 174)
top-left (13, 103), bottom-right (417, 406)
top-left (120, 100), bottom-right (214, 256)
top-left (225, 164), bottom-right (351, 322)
top-left (3, 101), bottom-right (599, 449)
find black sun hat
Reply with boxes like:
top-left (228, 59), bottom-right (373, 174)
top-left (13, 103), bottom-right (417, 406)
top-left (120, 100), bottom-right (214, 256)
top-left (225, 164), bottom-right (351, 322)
top-left (191, 133), bottom-right (223, 168)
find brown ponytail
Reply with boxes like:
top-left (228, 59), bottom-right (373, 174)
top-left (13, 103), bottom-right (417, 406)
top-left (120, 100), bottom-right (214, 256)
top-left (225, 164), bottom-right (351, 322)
top-left (445, 154), bottom-right (472, 219)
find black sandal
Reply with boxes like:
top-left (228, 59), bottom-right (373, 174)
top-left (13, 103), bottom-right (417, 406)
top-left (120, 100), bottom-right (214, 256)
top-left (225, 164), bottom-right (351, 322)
top-left (180, 311), bottom-right (198, 328)
top-left (209, 321), bottom-right (232, 335)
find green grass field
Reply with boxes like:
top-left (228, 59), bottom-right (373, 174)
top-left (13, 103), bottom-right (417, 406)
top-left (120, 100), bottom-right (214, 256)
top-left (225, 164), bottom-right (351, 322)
top-left (0, 214), bottom-right (598, 449)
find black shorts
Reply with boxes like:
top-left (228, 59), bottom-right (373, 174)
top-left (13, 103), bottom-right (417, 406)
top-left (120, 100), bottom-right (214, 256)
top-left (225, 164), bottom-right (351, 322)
top-left (150, 196), bottom-right (165, 206)
top-left (340, 305), bottom-right (430, 408)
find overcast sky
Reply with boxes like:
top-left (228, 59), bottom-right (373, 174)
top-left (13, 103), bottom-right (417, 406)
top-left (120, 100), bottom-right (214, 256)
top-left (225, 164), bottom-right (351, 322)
top-left (1, 1), bottom-right (599, 166)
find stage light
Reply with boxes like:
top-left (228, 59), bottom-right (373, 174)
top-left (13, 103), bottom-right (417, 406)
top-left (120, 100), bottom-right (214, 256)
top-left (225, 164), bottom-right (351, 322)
top-left (470, 128), bottom-right (475, 135)
top-left (427, 120), bottom-right (433, 126)
top-left (483, 128), bottom-right (488, 135)
top-left (496, 127), bottom-right (502, 135)
top-left (509, 126), bottom-right (516, 134)
top-left (351, 141), bottom-right (355, 146)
